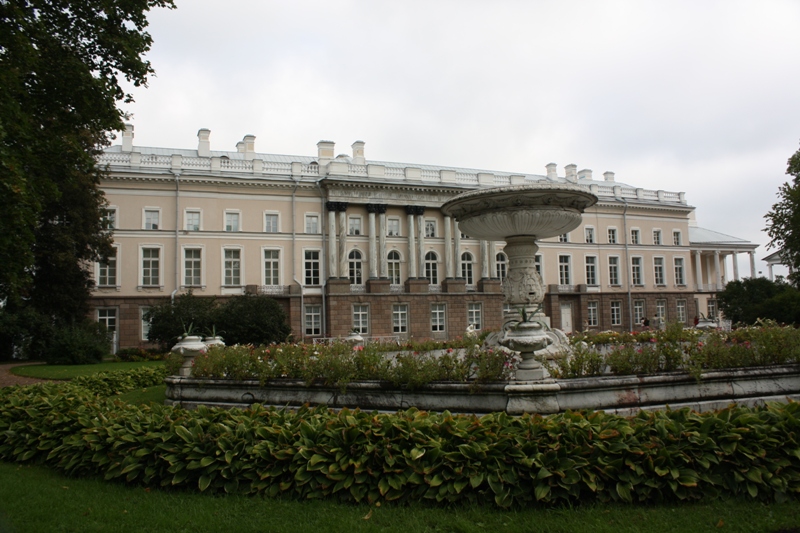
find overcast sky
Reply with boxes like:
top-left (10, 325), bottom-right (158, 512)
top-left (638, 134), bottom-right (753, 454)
top-left (121, 0), bottom-right (800, 277)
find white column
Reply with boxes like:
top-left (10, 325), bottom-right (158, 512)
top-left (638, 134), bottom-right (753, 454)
top-left (694, 250), bottom-right (703, 291)
top-left (454, 228), bottom-right (462, 278)
top-left (416, 212), bottom-right (426, 280)
top-left (378, 209), bottom-right (388, 278)
top-left (368, 208), bottom-right (377, 279)
top-left (769, 264), bottom-right (774, 281)
top-left (480, 240), bottom-right (490, 279)
top-left (732, 251), bottom-right (740, 281)
top-left (714, 250), bottom-right (722, 290)
top-left (338, 209), bottom-right (348, 280)
top-left (444, 215), bottom-right (453, 279)
top-left (489, 241), bottom-right (497, 278)
top-left (749, 251), bottom-right (756, 278)
top-left (327, 207), bottom-right (337, 278)
top-left (406, 207), bottom-right (417, 278)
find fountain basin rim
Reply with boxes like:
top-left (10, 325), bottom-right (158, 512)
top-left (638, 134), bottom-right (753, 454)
top-left (441, 183), bottom-right (599, 220)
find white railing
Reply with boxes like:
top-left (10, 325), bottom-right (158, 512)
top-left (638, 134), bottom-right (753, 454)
top-left (350, 284), bottom-right (366, 294)
top-left (263, 161), bottom-right (292, 174)
top-left (456, 172), bottom-right (478, 184)
top-left (390, 284), bottom-right (403, 293)
top-left (182, 157), bottom-right (211, 170)
top-left (494, 175), bottom-right (511, 186)
top-left (220, 159), bottom-right (252, 171)
top-left (301, 163), bottom-right (319, 175)
top-left (385, 167), bottom-right (405, 179)
top-left (557, 284), bottom-right (576, 293)
top-left (141, 155), bottom-right (171, 166)
top-left (421, 169), bottom-right (440, 181)
top-left (348, 164), bottom-right (368, 176)
top-left (258, 285), bottom-right (289, 296)
top-left (428, 284), bottom-right (441, 293)
top-left (100, 153), bottom-right (131, 165)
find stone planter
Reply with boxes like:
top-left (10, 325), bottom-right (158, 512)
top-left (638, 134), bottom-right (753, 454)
top-left (204, 336), bottom-right (225, 348)
top-left (170, 335), bottom-right (207, 377)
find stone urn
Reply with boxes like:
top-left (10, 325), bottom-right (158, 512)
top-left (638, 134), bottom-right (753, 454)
top-left (171, 335), bottom-right (207, 377)
top-left (344, 331), bottom-right (364, 347)
top-left (204, 336), bottom-right (225, 348)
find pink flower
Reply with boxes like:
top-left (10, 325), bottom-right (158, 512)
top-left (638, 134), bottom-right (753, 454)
top-left (353, 345), bottom-right (364, 352)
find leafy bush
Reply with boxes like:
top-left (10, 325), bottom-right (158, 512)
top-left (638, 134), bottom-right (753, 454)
top-left (212, 295), bottom-right (291, 346)
top-left (43, 321), bottom-right (111, 365)
top-left (115, 347), bottom-right (166, 362)
top-left (145, 292), bottom-right (217, 349)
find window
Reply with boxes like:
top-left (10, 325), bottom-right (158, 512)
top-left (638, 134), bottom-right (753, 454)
top-left (677, 300), bottom-right (687, 324)
top-left (264, 213), bottom-right (278, 233)
top-left (431, 303), bottom-right (446, 332)
top-left (585, 227), bottom-right (595, 244)
top-left (634, 300), bottom-right (645, 325)
top-left (348, 217), bottom-right (362, 236)
top-left (305, 215), bottom-right (320, 234)
top-left (388, 251), bottom-right (401, 284)
top-left (653, 230), bottom-right (662, 245)
top-left (585, 256), bottom-right (597, 286)
top-left (587, 301), bottom-right (598, 327)
top-left (656, 299), bottom-right (667, 322)
top-left (305, 305), bottom-right (321, 335)
top-left (387, 218), bottom-right (401, 236)
top-left (558, 255), bottom-right (571, 285)
top-left (352, 304), bottom-right (369, 334)
top-left (140, 307), bottom-right (151, 341)
top-left (608, 228), bottom-right (617, 244)
top-left (631, 257), bottom-right (643, 286)
top-left (496, 252), bottom-right (507, 280)
top-left (673, 231), bottom-right (682, 246)
top-left (224, 249), bottom-right (241, 286)
top-left (608, 256), bottom-right (620, 285)
top-left (98, 248), bottom-right (118, 286)
top-left (349, 250), bottom-right (363, 285)
top-left (97, 308), bottom-right (117, 333)
top-left (304, 250), bottom-right (320, 285)
top-left (225, 212), bottom-right (240, 232)
top-left (184, 248), bottom-right (202, 286)
top-left (630, 229), bottom-right (640, 245)
top-left (461, 252), bottom-right (474, 285)
top-left (468, 303), bottom-right (482, 330)
top-left (425, 251), bottom-right (438, 285)
top-left (559, 233), bottom-right (569, 243)
top-left (264, 250), bottom-right (280, 285)
top-left (185, 210), bottom-right (200, 231)
top-left (142, 248), bottom-right (160, 286)
top-left (393, 304), bottom-right (408, 333)
top-left (425, 220), bottom-right (436, 238)
top-left (674, 257), bottom-right (686, 285)
top-left (144, 209), bottom-right (160, 230)
top-left (534, 254), bottom-right (542, 276)
top-left (610, 301), bottom-right (622, 326)
top-left (654, 257), bottom-right (665, 285)
top-left (707, 299), bottom-right (717, 319)
top-left (102, 208), bottom-right (117, 230)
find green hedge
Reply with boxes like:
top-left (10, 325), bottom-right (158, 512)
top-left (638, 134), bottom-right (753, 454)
top-left (1, 367), bottom-right (799, 507)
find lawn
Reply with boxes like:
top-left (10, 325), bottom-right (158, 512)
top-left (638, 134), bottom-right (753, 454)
top-left (0, 462), bottom-right (798, 533)
top-left (11, 360), bottom-right (164, 380)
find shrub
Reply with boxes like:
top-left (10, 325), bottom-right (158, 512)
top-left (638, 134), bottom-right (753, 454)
top-left (145, 292), bottom-right (217, 349)
top-left (43, 321), bottom-right (111, 365)
top-left (115, 347), bottom-right (165, 362)
top-left (212, 295), bottom-right (291, 346)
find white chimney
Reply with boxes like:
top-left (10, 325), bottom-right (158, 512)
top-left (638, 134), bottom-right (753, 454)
top-left (545, 163), bottom-right (558, 180)
top-left (121, 123), bottom-right (134, 152)
top-left (603, 171), bottom-right (615, 182)
top-left (577, 169), bottom-right (593, 181)
top-left (565, 164), bottom-right (578, 183)
top-left (236, 141), bottom-right (245, 153)
top-left (242, 134), bottom-right (256, 160)
top-left (197, 128), bottom-right (211, 157)
top-left (317, 140), bottom-right (335, 165)
top-left (351, 140), bottom-right (366, 165)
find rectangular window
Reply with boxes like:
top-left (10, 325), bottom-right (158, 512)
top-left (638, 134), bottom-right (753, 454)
top-left (225, 212), bottom-right (240, 232)
top-left (184, 248), bottom-right (202, 286)
top-left (654, 257), bottom-right (665, 285)
top-left (144, 209), bottom-right (160, 230)
top-left (142, 248), bottom-right (160, 286)
top-left (352, 304), bottom-right (369, 334)
top-left (653, 229), bottom-right (662, 245)
top-left (656, 299), bottom-right (667, 322)
top-left (305, 215), bottom-right (320, 234)
top-left (305, 305), bottom-right (321, 335)
top-left (674, 257), bottom-right (686, 285)
top-left (97, 308), bottom-right (117, 332)
top-left (585, 256), bottom-right (597, 286)
top-left (140, 306), bottom-right (151, 341)
top-left (585, 227), bottom-right (595, 244)
top-left (468, 303), bottom-right (482, 330)
top-left (630, 229), bottom-right (640, 245)
top-left (673, 231), bottom-right (682, 246)
top-left (185, 210), bottom-right (200, 231)
top-left (425, 220), bottom-right (436, 238)
top-left (559, 233), bottom-right (569, 243)
top-left (264, 250), bottom-right (280, 286)
top-left (558, 255), bottom-right (571, 285)
top-left (392, 304), bottom-right (408, 333)
top-left (608, 228), bottom-right (617, 244)
top-left (102, 208), bottom-right (117, 230)
top-left (587, 301), bottom-right (598, 327)
top-left (98, 248), bottom-right (117, 286)
top-left (608, 256), bottom-right (620, 285)
top-left (387, 218), bottom-right (401, 236)
top-left (534, 254), bottom-right (542, 276)
top-left (348, 217), bottom-right (362, 236)
top-left (631, 257), bottom-right (643, 286)
top-left (610, 301), bottom-right (622, 326)
top-left (388, 253), bottom-right (401, 284)
top-left (431, 303), bottom-right (446, 332)
top-left (707, 299), bottom-right (717, 319)
top-left (264, 214), bottom-right (278, 233)
top-left (634, 300), bottom-right (645, 325)
top-left (304, 250), bottom-right (320, 285)
top-left (676, 299), bottom-right (687, 324)
top-left (224, 249), bottom-right (241, 286)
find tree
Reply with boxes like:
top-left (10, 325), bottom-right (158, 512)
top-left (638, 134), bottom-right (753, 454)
top-left (765, 142), bottom-right (800, 286)
top-left (145, 293), bottom-right (218, 350)
top-left (213, 295), bottom-right (292, 346)
top-left (717, 277), bottom-right (800, 325)
top-left (0, 0), bottom-right (174, 315)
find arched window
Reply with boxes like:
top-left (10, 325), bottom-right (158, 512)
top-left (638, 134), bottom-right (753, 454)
top-left (425, 251), bottom-right (438, 285)
top-left (348, 250), bottom-right (363, 285)
top-left (461, 252), bottom-right (474, 285)
top-left (496, 252), bottom-right (507, 280)
top-left (387, 250), bottom-right (401, 285)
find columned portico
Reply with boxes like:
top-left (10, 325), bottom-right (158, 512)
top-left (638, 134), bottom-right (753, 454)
top-left (326, 201), bottom-right (348, 279)
top-left (444, 215), bottom-right (453, 278)
top-left (714, 251), bottom-right (722, 289)
top-left (405, 206), bottom-right (418, 278)
top-left (365, 204), bottom-right (387, 279)
top-left (415, 208), bottom-right (426, 280)
top-left (694, 250), bottom-right (703, 291)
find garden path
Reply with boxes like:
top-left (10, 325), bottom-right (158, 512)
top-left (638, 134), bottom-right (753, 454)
top-left (0, 363), bottom-right (52, 388)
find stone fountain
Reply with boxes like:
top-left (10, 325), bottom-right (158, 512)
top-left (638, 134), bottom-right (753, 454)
top-left (442, 183), bottom-right (598, 381)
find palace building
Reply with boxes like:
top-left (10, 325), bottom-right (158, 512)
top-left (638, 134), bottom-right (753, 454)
top-left (92, 125), bottom-right (758, 350)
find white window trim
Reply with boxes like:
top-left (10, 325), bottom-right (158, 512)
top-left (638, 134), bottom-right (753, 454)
top-left (263, 211), bottom-right (280, 233)
top-left (607, 226), bottom-right (618, 244)
top-left (424, 218), bottom-right (437, 238)
top-left (558, 254), bottom-right (572, 286)
top-left (95, 243), bottom-right (121, 290)
top-left (467, 302), bottom-right (482, 330)
top-left (584, 254), bottom-right (599, 286)
top-left (303, 247), bottom-right (322, 286)
top-left (347, 215), bottom-right (363, 236)
top-left (630, 227), bottom-right (641, 245)
top-left (672, 229), bottom-right (683, 246)
top-left (630, 255), bottom-right (645, 286)
top-left (224, 209), bottom-right (242, 232)
top-left (184, 208), bottom-right (203, 231)
top-left (653, 255), bottom-right (667, 286)
top-left (305, 213), bottom-right (321, 234)
top-left (584, 226), bottom-right (595, 244)
top-left (181, 244), bottom-right (206, 289)
top-left (430, 302), bottom-right (446, 332)
top-left (103, 205), bottom-right (118, 230)
top-left (387, 217), bottom-right (402, 237)
top-left (674, 256), bottom-right (687, 287)
top-left (142, 207), bottom-right (162, 231)
top-left (221, 245), bottom-right (245, 288)
top-left (352, 303), bottom-right (370, 334)
top-left (138, 244), bottom-right (164, 290)
top-left (261, 246), bottom-right (284, 286)
top-left (608, 254), bottom-right (621, 287)
top-left (534, 253), bottom-right (544, 282)
top-left (653, 228), bottom-right (663, 245)
top-left (392, 303), bottom-right (409, 333)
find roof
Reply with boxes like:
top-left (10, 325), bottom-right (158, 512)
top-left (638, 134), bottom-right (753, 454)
top-left (689, 226), bottom-right (752, 245)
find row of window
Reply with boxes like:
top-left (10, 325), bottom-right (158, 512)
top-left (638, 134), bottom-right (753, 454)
top-left (586, 298), bottom-right (690, 327)
top-left (555, 254), bottom-right (686, 287)
top-left (565, 228), bottom-right (682, 246)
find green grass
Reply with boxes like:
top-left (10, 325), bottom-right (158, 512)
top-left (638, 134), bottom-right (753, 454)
top-left (11, 360), bottom-right (164, 380)
top-left (0, 462), bottom-right (797, 533)
top-left (116, 384), bottom-right (167, 405)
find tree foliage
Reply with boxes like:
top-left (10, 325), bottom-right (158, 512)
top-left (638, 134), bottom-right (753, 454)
top-left (145, 293), bottom-right (218, 349)
top-left (764, 142), bottom-right (800, 286)
top-left (717, 277), bottom-right (800, 325)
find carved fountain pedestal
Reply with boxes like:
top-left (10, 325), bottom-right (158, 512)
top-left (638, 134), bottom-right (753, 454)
top-left (442, 184), bottom-right (598, 381)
